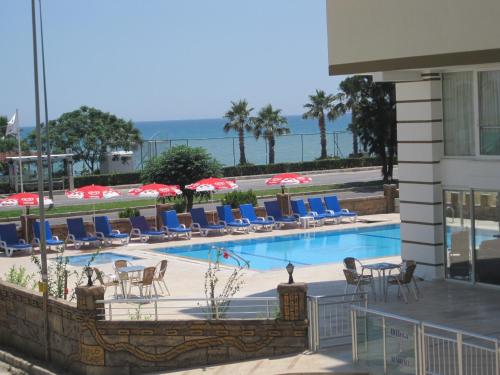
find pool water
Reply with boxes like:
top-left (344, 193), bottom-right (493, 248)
top-left (65, 252), bottom-right (141, 267)
top-left (155, 224), bottom-right (401, 270)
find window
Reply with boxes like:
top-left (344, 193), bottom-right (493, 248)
top-left (479, 71), bottom-right (500, 155)
top-left (442, 72), bottom-right (474, 156)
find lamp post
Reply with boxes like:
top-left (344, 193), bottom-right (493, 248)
top-left (38, 0), bottom-right (54, 200)
top-left (31, 0), bottom-right (50, 361)
top-left (84, 267), bottom-right (94, 287)
top-left (286, 262), bottom-right (294, 284)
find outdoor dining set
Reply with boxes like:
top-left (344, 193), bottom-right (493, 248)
top-left (342, 257), bottom-right (420, 303)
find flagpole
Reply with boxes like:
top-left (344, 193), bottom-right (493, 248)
top-left (31, 0), bottom-right (50, 361)
top-left (16, 109), bottom-right (24, 193)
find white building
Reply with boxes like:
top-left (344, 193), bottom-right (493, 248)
top-left (327, 0), bottom-right (500, 285)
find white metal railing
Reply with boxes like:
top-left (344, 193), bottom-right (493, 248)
top-left (351, 305), bottom-right (500, 375)
top-left (308, 292), bottom-right (367, 352)
top-left (96, 296), bottom-right (279, 321)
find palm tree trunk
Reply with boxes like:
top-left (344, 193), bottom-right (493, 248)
top-left (186, 191), bottom-right (194, 211)
top-left (319, 114), bottom-right (327, 159)
top-left (238, 129), bottom-right (247, 165)
top-left (269, 136), bottom-right (275, 164)
top-left (351, 123), bottom-right (359, 155)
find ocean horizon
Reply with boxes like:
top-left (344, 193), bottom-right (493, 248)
top-left (21, 113), bottom-right (353, 168)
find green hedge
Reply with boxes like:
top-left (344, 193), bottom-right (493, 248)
top-left (72, 157), bottom-right (386, 187)
top-left (222, 157), bottom-right (384, 177)
top-left (74, 172), bottom-right (141, 187)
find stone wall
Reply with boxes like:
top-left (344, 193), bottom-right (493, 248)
top-left (21, 194), bottom-right (392, 241)
top-left (0, 281), bottom-right (308, 375)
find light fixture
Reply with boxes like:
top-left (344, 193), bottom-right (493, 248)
top-left (286, 262), bottom-right (294, 284)
top-left (84, 266), bottom-right (94, 287)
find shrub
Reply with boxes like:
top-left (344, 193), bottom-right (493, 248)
top-left (4, 265), bottom-right (34, 288)
top-left (221, 190), bottom-right (258, 209)
top-left (118, 207), bottom-right (140, 218)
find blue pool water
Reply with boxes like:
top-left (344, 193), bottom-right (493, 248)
top-left (65, 252), bottom-right (141, 267)
top-left (155, 224), bottom-right (401, 270)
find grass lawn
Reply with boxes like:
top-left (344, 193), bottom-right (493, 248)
top-left (0, 180), bottom-right (384, 219)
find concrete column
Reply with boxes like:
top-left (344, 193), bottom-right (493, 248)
top-left (396, 73), bottom-right (444, 280)
top-left (277, 283), bottom-right (308, 321)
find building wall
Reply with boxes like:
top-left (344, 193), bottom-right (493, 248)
top-left (326, 0), bottom-right (500, 74)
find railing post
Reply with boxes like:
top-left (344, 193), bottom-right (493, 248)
top-left (421, 324), bottom-right (426, 375)
top-left (108, 303), bottom-right (112, 321)
top-left (383, 316), bottom-right (387, 374)
top-left (154, 300), bottom-right (158, 321)
top-left (457, 332), bottom-right (463, 375)
top-left (495, 340), bottom-right (499, 375)
top-left (301, 134), bottom-right (304, 162)
top-left (414, 324), bottom-right (418, 375)
top-left (352, 308), bottom-right (358, 362)
top-left (266, 299), bottom-right (270, 319)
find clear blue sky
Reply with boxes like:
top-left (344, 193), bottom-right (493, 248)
top-left (0, 0), bottom-right (345, 126)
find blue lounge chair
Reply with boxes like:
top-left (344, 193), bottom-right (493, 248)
top-left (160, 210), bottom-right (192, 240)
top-left (0, 223), bottom-right (32, 257)
top-left (290, 199), bottom-right (324, 227)
top-left (263, 201), bottom-right (299, 228)
top-left (129, 216), bottom-right (165, 243)
top-left (216, 205), bottom-right (251, 234)
top-left (239, 203), bottom-right (275, 231)
top-left (94, 216), bottom-right (129, 246)
top-left (308, 197), bottom-right (342, 224)
top-left (324, 195), bottom-right (358, 222)
top-left (190, 207), bottom-right (225, 237)
top-left (32, 220), bottom-right (65, 250)
top-left (67, 218), bottom-right (101, 249)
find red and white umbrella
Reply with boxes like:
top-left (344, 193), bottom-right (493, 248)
top-left (265, 173), bottom-right (312, 186)
top-left (185, 177), bottom-right (238, 192)
top-left (0, 192), bottom-right (54, 241)
top-left (65, 184), bottom-right (121, 200)
top-left (128, 183), bottom-right (182, 198)
top-left (0, 192), bottom-right (53, 207)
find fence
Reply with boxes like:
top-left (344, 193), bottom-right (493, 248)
top-left (351, 305), bottom-right (500, 375)
top-left (136, 131), bottom-right (353, 168)
top-left (308, 292), bottom-right (367, 351)
top-left (96, 296), bottom-right (280, 321)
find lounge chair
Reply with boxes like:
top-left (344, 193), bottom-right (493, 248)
top-left (66, 218), bottom-right (101, 249)
top-left (386, 262), bottom-right (418, 303)
top-left (32, 220), bottom-right (65, 250)
top-left (190, 207), bottom-right (225, 236)
top-left (160, 210), bottom-right (191, 240)
top-left (239, 203), bottom-right (275, 231)
top-left (263, 200), bottom-right (299, 228)
top-left (0, 223), bottom-right (33, 257)
top-left (216, 205), bottom-right (251, 234)
top-left (94, 216), bottom-right (129, 246)
top-left (308, 197), bottom-right (342, 224)
top-left (290, 199), bottom-right (325, 227)
top-left (129, 216), bottom-right (165, 243)
top-left (324, 195), bottom-right (358, 222)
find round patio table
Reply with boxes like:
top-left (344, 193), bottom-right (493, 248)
top-left (362, 262), bottom-right (400, 302)
top-left (116, 265), bottom-right (145, 297)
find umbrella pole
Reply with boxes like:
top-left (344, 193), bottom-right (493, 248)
top-left (155, 198), bottom-right (158, 229)
top-left (25, 207), bottom-right (28, 242)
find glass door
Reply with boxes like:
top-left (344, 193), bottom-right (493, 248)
top-left (444, 190), bottom-right (472, 281)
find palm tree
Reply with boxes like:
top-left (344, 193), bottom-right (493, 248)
top-left (223, 100), bottom-right (254, 165)
top-left (253, 105), bottom-right (290, 164)
top-left (303, 90), bottom-right (335, 159)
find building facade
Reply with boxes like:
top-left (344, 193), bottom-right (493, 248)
top-left (327, 0), bottom-right (500, 285)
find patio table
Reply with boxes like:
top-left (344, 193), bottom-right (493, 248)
top-left (116, 265), bottom-right (145, 297)
top-left (362, 262), bottom-right (400, 302)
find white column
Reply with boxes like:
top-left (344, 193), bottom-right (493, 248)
top-left (396, 73), bottom-right (444, 280)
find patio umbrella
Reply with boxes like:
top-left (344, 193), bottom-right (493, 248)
top-left (0, 192), bottom-right (54, 240)
top-left (266, 172), bottom-right (312, 213)
top-left (185, 177), bottom-right (238, 192)
top-left (128, 183), bottom-right (182, 227)
top-left (65, 184), bottom-right (121, 229)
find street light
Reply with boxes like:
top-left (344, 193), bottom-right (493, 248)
top-left (286, 262), bottom-right (295, 284)
top-left (84, 267), bottom-right (94, 287)
top-left (30, 0), bottom-right (50, 361)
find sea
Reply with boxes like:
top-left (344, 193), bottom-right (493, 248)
top-left (22, 113), bottom-right (353, 169)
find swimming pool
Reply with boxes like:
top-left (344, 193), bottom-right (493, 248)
top-left (65, 252), bottom-right (141, 267)
top-left (155, 224), bottom-right (401, 270)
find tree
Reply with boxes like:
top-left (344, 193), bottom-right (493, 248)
top-left (27, 106), bottom-right (142, 173)
top-left (333, 76), bottom-right (397, 182)
top-left (303, 89), bottom-right (335, 159)
top-left (0, 115), bottom-right (28, 153)
top-left (253, 105), bottom-right (290, 164)
top-left (223, 100), bottom-right (254, 165)
top-left (141, 145), bottom-right (222, 211)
